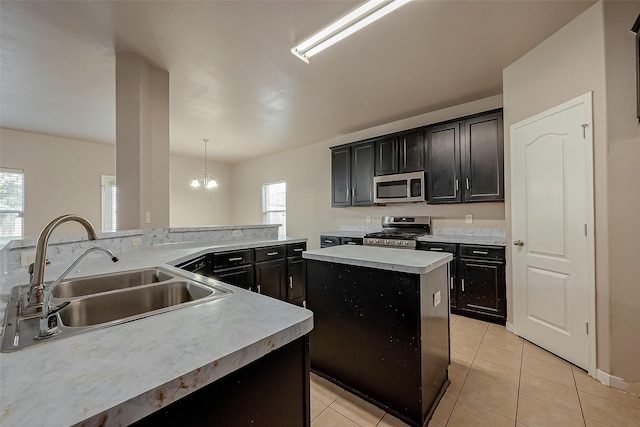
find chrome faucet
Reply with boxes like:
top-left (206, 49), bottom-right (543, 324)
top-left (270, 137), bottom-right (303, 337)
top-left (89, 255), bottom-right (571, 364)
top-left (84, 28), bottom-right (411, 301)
top-left (26, 214), bottom-right (99, 308)
top-left (38, 246), bottom-right (118, 339)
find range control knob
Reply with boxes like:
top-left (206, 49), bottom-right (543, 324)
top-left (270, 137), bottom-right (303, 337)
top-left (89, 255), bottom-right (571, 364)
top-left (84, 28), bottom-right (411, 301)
top-left (384, 240), bottom-right (390, 245)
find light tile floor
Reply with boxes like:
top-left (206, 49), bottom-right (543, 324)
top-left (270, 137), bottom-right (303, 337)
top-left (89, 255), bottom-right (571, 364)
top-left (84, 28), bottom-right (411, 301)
top-left (310, 314), bottom-right (640, 427)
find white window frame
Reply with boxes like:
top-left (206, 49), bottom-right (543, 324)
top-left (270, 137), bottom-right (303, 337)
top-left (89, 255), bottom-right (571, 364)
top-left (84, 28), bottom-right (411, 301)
top-left (0, 168), bottom-right (25, 244)
top-left (262, 181), bottom-right (286, 238)
top-left (101, 175), bottom-right (117, 232)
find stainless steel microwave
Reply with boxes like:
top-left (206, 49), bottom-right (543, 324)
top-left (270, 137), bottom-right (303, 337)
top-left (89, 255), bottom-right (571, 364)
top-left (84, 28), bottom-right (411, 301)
top-left (373, 171), bottom-right (425, 204)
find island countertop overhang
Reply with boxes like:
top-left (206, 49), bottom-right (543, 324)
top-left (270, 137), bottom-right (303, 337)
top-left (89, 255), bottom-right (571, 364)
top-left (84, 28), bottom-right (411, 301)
top-left (303, 245), bottom-right (452, 274)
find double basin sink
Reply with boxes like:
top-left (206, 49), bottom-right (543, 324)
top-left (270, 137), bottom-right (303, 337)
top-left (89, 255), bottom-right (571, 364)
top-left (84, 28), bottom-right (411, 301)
top-left (1, 266), bottom-right (232, 352)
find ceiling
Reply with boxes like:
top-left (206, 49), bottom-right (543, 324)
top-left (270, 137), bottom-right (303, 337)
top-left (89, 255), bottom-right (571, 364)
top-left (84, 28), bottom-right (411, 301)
top-left (0, 0), bottom-right (595, 163)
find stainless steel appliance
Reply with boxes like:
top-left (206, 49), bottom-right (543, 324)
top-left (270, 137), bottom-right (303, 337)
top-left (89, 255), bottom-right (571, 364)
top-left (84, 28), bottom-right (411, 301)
top-left (363, 216), bottom-right (431, 249)
top-left (373, 171), bottom-right (425, 204)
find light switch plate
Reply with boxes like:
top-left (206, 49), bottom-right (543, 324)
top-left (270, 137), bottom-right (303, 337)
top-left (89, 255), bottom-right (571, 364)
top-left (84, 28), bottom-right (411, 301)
top-left (232, 229), bottom-right (242, 238)
top-left (145, 212), bottom-right (151, 224)
top-left (465, 214), bottom-right (473, 224)
top-left (132, 237), bottom-right (142, 247)
top-left (433, 290), bottom-right (441, 307)
top-left (366, 216), bottom-right (372, 223)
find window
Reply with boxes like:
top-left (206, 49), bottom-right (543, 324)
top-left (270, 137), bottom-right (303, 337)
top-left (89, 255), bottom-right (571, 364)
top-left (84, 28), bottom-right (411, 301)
top-left (262, 181), bottom-right (286, 238)
top-left (101, 175), bottom-right (117, 232)
top-left (0, 168), bottom-right (25, 244)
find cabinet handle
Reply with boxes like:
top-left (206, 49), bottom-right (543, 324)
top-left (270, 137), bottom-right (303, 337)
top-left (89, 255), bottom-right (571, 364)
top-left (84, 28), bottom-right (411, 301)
top-left (228, 257), bottom-right (243, 262)
top-left (430, 248), bottom-right (443, 251)
top-left (293, 248), bottom-right (304, 252)
top-left (352, 188), bottom-right (355, 198)
top-left (266, 251), bottom-right (279, 256)
top-left (289, 277), bottom-right (293, 289)
top-left (466, 178), bottom-right (470, 190)
top-left (455, 179), bottom-right (459, 192)
top-left (472, 250), bottom-right (488, 255)
top-left (346, 242), bottom-right (357, 245)
top-left (257, 285), bottom-right (261, 294)
top-left (461, 279), bottom-right (465, 292)
top-left (324, 240), bottom-right (333, 244)
top-left (450, 277), bottom-right (453, 290)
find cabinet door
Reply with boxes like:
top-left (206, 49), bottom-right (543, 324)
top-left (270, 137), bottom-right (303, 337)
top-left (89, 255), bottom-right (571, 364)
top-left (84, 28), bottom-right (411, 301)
top-left (331, 147), bottom-right (351, 207)
top-left (255, 259), bottom-right (287, 300)
top-left (458, 259), bottom-right (506, 321)
top-left (374, 137), bottom-right (398, 176)
top-left (461, 112), bottom-right (504, 202)
top-left (287, 257), bottom-right (305, 304)
top-left (425, 122), bottom-right (462, 204)
top-left (351, 142), bottom-right (375, 206)
top-left (213, 265), bottom-right (254, 291)
top-left (399, 131), bottom-right (424, 173)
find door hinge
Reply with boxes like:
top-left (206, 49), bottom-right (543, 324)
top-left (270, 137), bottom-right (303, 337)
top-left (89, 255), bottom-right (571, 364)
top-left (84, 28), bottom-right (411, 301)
top-left (581, 123), bottom-right (589, 139)
top-left (585, 321), bottom-right (589, 335)
top-left (584, 224), bottom-right (588, 236)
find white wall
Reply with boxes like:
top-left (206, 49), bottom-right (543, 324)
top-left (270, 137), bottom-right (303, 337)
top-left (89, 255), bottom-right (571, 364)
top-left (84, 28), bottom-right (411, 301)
top-left (169, 153), bottom-right (232, 226)
top-left (230, 95), bottom-right (506, 250)
top-left (0, 128), bottom-right (232, 238)
top-left (504, 0), bottom-right (640, 383)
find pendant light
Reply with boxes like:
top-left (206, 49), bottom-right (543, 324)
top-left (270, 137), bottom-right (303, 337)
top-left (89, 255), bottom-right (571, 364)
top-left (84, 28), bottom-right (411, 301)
top-left (190, 138), bottom-right (218, 189)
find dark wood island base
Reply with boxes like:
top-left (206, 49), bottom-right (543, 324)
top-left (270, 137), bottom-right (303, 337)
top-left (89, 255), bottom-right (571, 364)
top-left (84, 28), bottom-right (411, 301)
top-left (306, 258), bottom-right (451, 427)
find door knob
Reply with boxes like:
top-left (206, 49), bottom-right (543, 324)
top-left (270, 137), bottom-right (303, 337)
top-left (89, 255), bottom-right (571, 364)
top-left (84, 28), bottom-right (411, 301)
top-left (513, 240), bottom-right (524, 247)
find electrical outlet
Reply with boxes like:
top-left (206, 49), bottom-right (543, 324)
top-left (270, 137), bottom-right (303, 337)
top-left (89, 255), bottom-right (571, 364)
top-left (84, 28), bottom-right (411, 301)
top-left (433, 291), bottom-right (441, 307)
top-left (145, 212), bottom-right (151, 224)
top-left (232, 229), bottom-right (243, 238)
top-left (132, 237), bottom-right (142, 247)
top-left (366, 216), bottom-right (372, 223)
top-left (21, 250), bottom-right (36, 267)
top-left (465, 214), bottom-right (473, 224)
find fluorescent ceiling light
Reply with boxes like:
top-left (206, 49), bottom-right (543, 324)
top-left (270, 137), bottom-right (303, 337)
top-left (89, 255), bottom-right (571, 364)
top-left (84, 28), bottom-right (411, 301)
top-left (291, 0), bottom-right (410, 63)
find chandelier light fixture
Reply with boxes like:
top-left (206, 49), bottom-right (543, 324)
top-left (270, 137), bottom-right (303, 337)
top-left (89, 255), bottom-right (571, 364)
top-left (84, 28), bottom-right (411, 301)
top-left (190, 138), bottom-right (218, 190)
top-left (291, 0), bottom-right (411, 63)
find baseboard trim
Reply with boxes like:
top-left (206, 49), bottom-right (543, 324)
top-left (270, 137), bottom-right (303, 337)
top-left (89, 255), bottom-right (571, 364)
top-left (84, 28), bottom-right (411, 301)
top-left (597, 369), bottom-right (640, 397)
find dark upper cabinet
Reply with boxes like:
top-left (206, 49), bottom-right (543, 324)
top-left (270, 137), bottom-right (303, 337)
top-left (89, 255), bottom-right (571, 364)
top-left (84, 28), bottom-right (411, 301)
top-left (461, 112), bottom-right (504, 202)
top-left (374, 137), bottom-right (398, 176)
top-left (399, 131), bottom-right (424, 173)
top-left (331, 146), bottom-right (351, 207)
top-left (426, 110), bottom-right (504, 204)
top-left (331, 142), bottom-right (375, 207)
top-left (426, 122), bottom-right (462, 204)
top-left (374, 131), bottom-right (424, 176)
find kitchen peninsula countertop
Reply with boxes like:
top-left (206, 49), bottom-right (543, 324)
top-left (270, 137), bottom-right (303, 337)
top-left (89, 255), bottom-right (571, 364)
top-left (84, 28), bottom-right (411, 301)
top-left (0, 237), bottom-right (312, 427)
top-left (303, 245), bottom-right (452, 274)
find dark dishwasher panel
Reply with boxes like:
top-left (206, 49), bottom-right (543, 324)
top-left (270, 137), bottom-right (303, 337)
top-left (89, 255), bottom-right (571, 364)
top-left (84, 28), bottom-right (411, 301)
top-left (176, 255), bottom-right (213, 278)
top-left (213, 264), bottom-right (254, 291)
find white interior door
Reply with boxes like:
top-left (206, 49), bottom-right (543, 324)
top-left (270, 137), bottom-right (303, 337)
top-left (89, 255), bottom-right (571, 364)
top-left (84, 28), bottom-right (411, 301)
top-left (510, 93), bottom-right (595, 372)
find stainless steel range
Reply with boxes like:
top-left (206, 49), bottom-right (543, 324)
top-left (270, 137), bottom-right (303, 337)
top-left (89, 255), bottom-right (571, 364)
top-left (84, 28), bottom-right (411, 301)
top-left (364, 216), bottom-right (431, 249)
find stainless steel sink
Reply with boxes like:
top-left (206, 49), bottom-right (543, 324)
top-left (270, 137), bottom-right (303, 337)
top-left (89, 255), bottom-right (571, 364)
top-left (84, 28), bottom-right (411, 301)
top-left (1, 266), bottom-right (232, 352)
top-left (59, 280), bottom-right (214, 327)
top-left (51, 268), bottom-right (174, 298)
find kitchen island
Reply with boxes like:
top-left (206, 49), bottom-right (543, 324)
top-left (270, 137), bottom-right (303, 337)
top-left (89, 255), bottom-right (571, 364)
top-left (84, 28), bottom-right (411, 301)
top-left (303, 245), bottom-right (452, 427)
top-left (0, 227), bottom-right (313, 427)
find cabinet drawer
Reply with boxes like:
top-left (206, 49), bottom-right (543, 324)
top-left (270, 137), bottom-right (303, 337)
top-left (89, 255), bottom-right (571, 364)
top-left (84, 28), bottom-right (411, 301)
top-left (255, 245), bottom-right (286, 262)
top-left (340, 237), bottom-right (363, 246)
top-left (320, 236), bottom-right (341, 248)
top-left (417, 242), bottom-right (457, 254)
top-left (287, 242), bottom-right (307, 257)
top-left (459, 244), bottom-right (504, 260)
top-left (213, 249), bottom-right (253, 268)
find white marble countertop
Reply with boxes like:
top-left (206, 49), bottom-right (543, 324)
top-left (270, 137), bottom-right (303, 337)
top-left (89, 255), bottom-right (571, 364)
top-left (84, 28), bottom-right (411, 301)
top-left (0, 237), bottom-right (312, 427)
top-left (303, 245), bottom-right (452, 274)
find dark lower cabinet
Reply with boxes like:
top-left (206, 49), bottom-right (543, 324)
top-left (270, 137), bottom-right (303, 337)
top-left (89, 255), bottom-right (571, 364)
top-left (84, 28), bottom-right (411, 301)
top-left (132, 336), bottom-right (310, 427)
top-left (255, 259), bottom-right (287, 300)
top-left (306, 260), bottom-right (449, 427)
top-left (213, 264), bottom-right (254, 291)
top-left (417, 242), bottom-right (506, 325)
top-left (458, 257), bottom-right (506, 323)
top-left (287, 242), bottom-right (307, 306)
